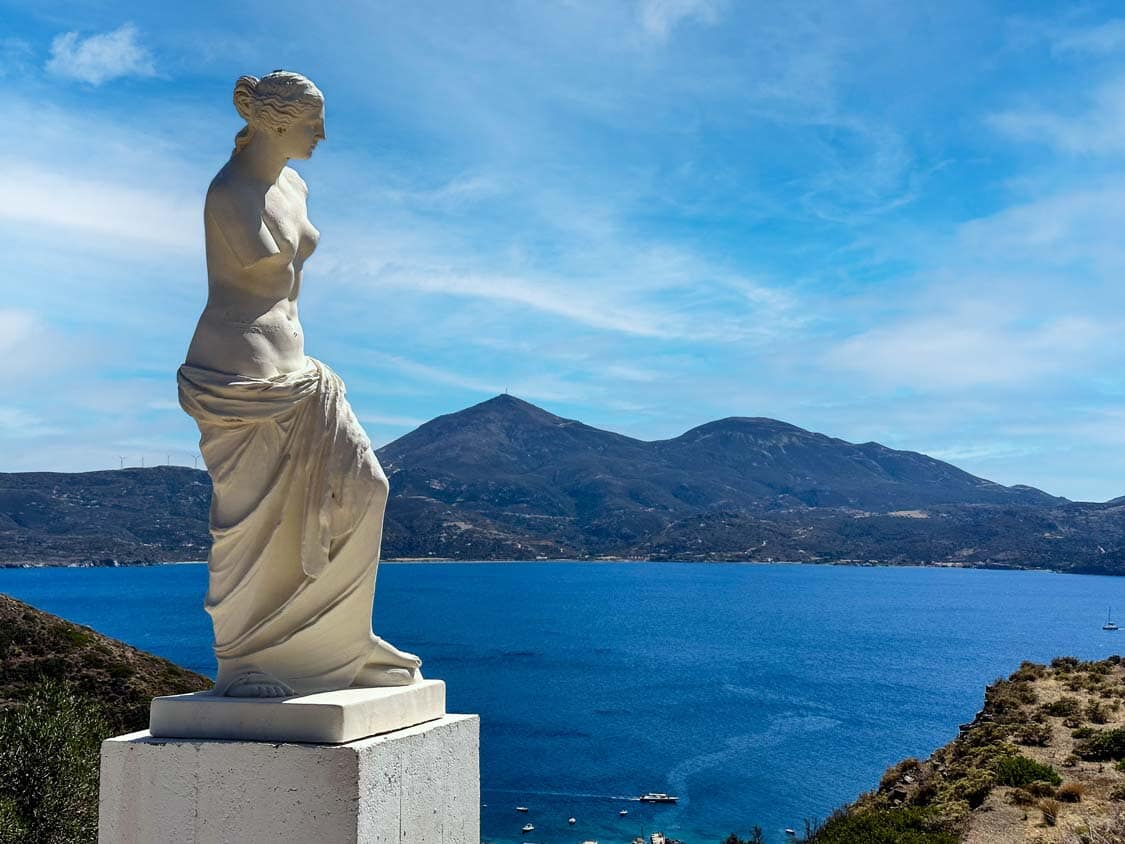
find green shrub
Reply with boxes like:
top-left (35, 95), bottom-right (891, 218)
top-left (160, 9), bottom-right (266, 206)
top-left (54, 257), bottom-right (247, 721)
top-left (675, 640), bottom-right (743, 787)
top-left (879, 758), bottom-right (921, 791)
top-left (993, 755), bottom-right (1062, 788)
top-left (1052, 657), bottom-right (1080, 672)
top-left (804, 806), bottom-right (958, 844)
top-left (721, 829), bottom-right (764, 844)
top-left (1014, 722), bottom-right (1052, 747)
top-left (948, 769), bottom-right (994, 809)
top-left (986, 679), bottom-right (1037, 714)
top-left (1012, 662), bottom-right (1047, 682)
top-left (1026, 780), bottom-right (1059, 797)
top-left (1044, 696), bottom-right (1082, 717)
top-left (1087, 701), bottom-right (1110, 724)
top-left (1009, 788), bottom-right (1036, 806)
top-left (0, 678), bottom-right (108, 844)
top-left (1050, 695), bottom-right (1080, 714)
top-left (0, 797), bottom-right (28, 844)
top-left (1077, 728), bottom-right (1125, 761)
top-left (910, 781), bottom-right (938, 806)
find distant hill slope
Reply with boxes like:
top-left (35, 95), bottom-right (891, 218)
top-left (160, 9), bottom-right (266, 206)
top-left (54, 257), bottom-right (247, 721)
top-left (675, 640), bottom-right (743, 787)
top-left (3, 395), bottom-right (1124, 570)
top-left (0, 466), bottom-right (210, 564)
top-left (0, 592), bottom-right (210, 729)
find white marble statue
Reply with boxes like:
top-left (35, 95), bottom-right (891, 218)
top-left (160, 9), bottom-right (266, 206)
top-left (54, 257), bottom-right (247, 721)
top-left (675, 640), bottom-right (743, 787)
top-left (179, 71), bottom-right (421, 698)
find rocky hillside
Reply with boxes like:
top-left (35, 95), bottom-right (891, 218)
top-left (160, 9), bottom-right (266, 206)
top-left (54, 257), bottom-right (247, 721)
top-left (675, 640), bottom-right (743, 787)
top-left (809, 657), bottom-right (1125, 843)
top-left (3, 395), bottom-right (1124, 570)
top-left (0, 592), bottom-right (210, 729)
top-left (0, 466), bottom-right (210, 565)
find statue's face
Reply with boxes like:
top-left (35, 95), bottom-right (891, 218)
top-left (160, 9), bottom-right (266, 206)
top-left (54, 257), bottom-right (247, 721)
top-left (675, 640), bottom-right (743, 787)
top-left (283, 103), bottom-right (326, 160)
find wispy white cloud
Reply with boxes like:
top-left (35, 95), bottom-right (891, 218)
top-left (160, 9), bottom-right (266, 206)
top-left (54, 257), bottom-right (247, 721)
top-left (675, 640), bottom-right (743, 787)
top-left (0, 37), bottom-right (34, 77)
top-left (0, 407), bottom-right (62, 439)
top-left (829, 305), bottom-right (1112, 390)
top-left (362, 352), bottom-right (590, 404)
top-left (46, 23), bottom-right (155, 85)
top-left (0, 309), bottom-right (77, 387)
top-left (989, 77), bottom-right (1125, 156)
top-left (0, 161), bottom-right (197, 250)
top-left (363, 265), bottom-right (690, 339)
top-left (957, 180), bottom-right (1125, 273)
top-left (1049, 18), bottom-right (1125, 55)
top-left (638, 0), bottom-right (725, 41)
top-left (359, 412), bottom-right (427, 428)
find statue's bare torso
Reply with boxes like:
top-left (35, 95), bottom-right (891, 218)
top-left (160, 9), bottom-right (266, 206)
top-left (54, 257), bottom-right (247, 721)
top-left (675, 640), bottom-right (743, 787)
top-left (186, 162), bottom-right (319, 380)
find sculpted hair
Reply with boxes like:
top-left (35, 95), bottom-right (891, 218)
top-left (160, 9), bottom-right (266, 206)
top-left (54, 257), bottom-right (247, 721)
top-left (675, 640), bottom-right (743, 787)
top-left (232, 70), bottom-right (324, 154)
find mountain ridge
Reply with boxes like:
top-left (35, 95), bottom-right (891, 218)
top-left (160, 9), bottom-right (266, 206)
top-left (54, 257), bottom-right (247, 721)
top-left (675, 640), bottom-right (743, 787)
top-left (2, 394), bottom-right (1122, 571)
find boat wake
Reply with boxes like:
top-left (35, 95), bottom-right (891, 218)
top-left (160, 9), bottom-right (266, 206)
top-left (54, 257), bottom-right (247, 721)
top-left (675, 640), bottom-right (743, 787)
top-left (483, 788), bottom-right (638, 801)
top-left (666, 714), bottom-right (840, 807)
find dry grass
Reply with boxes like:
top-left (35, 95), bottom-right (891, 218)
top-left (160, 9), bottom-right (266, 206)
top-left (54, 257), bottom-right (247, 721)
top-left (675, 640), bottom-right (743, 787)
top-left (1040, 798), bottom-right (1062, 826)
top-left (1057, 782), bottom-right (1085, 803)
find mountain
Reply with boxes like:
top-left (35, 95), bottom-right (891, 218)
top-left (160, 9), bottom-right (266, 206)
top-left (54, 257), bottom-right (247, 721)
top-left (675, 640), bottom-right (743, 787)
top-left (375, 395), bottom-right (1068, 559)
top-left (2, 395), bottom-right (1122, 571)
top-left (381, 396), bottom-right (1059, 513)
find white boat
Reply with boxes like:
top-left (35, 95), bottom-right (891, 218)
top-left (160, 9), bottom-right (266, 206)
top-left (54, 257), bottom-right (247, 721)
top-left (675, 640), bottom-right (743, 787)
top-left (516, 806), bottom-right (529, 813)
top-left (619, 809), bottom-right (629, 816)
top-left (784, 829), bottom-right (797, 837)
top-left (639, 792), bottom-right (678, 804)
top-left (569, 817), bottom-right (577, 825)
top-left (521, 823), bottom-right (534, 834)
top-left (1105, 607), bottom-right (1119, 631)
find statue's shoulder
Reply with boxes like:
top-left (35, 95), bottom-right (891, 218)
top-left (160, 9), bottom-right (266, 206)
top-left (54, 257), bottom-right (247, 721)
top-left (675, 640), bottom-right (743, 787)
top-left (204, 165), bottom-right (260, 223)
top-left (281, 166), bottom-right (309, 197)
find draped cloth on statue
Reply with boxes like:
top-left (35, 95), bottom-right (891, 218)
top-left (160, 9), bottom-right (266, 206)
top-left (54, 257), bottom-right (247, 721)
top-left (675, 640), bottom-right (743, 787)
top-left (178, 357), bottom-right (390, 696)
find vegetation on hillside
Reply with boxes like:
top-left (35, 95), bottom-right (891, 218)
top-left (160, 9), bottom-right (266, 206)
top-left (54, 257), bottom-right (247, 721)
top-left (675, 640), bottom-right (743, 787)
top-left (791, 656), bottom-right (1125, 844)
top-left (0, 594), bottom-right (210, 843)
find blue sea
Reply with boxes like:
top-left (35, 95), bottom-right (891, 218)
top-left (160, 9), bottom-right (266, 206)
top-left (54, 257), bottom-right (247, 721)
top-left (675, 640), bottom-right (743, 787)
top-left (1, 562), bottom-right (1122, 844)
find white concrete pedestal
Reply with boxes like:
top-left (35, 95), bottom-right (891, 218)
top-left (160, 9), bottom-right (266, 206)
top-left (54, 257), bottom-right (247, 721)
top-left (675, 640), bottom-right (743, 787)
top-left (150, 680), bottom-right (446, 744)
top-left (98, 714), bottom-right (479, 844)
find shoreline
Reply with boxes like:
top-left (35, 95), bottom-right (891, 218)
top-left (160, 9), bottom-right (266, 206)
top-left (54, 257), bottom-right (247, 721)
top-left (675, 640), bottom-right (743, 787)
top-left (0, 557), bottom-right (1078, 575)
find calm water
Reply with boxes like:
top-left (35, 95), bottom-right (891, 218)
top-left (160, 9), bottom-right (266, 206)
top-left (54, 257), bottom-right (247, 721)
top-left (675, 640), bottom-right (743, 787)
top-left (1, 562), bottom-right (1123, 843)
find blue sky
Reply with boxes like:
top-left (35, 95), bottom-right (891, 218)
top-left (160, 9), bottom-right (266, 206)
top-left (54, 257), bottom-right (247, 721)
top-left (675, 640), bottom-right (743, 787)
top-left (2, 1), bottom-right (1125, 501)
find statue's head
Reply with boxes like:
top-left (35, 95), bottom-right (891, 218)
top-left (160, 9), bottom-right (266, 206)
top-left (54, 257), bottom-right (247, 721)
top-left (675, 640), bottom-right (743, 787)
top-left (232, 70), bottom-right (325, 160)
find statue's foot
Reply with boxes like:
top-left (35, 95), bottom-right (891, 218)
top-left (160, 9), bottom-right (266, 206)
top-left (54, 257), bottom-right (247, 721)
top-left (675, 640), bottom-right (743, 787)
top-left (222, 669), bottom-right (295, 698)
top-left (371, 634), bottom-right (422, 671)
top-left (352, 664), bottom-right (419, 687)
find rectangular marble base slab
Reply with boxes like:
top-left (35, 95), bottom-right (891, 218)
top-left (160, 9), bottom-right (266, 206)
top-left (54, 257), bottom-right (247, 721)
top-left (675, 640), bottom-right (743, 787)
top-left (100, 714), bottom-right (479, 844)
top-left (150, 679), bottom-right (445, 744)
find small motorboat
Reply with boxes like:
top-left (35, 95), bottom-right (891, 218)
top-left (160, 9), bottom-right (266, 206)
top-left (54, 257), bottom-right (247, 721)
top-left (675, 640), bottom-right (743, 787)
top-left (639, 792), bottom-right (678, 804)
top-left (619, 809), bottom-right (629, 817)
top-left (521, 823), bottom-right (535, 834)
top-left (516, 806), bottom-right (529, 813)
top-left (784, 830), bottom-right (797, 837)
top-left (569, 817), bottom-right (577, 825)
